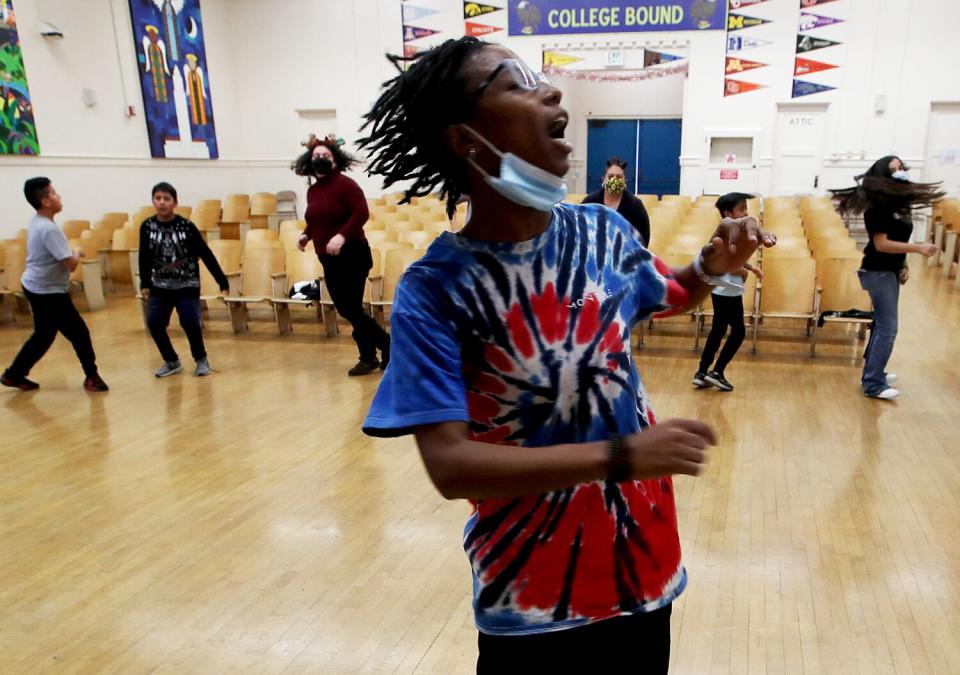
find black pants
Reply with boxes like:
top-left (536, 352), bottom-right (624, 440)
top-left (5, 288), bottom-right (99, 379)
top-left (699, 293), bottom-right (745, 375)
top-left (320, 240), bottom-right (389, 362)
top-left (146, 287), bottom-right (206, 362)
top-left (478, 604), bottom-right (672, 673)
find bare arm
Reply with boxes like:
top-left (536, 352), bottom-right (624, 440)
top-left (873, 233), bottom-right (937, 257)
top-left (60, 250), bottom-right (82, 273)
top-left (414, 419), bottom-right (714, 501)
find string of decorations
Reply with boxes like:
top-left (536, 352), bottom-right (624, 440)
top-left (543, 61), bottom-right (688, 82)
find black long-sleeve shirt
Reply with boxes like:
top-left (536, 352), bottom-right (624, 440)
top-left (138, 215), bottom-right (229, 292)
top-left (581, 190), bottom-right (651, 248)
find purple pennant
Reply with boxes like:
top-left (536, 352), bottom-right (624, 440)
top-left (403, 25), bottom-right (440, 42)
top-left (799, 12), bottom-right (843, 31)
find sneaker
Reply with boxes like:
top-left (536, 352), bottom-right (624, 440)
top-left (194, 358), bottom-right (212, 377)
top-left (379, 338), bottom-right (390, 371)
top-left (348, 359), bottom-right (380, 376)
top-left (83, 374), bottom-right (109, 392)
top-left (155, 360), bottom-right (183, 378)
top-left (866, 387), bottom-right (899, 400)
top-left (1, 374), bottom-right (39, 391)
top-left (885, 373), bottom-right (897, 385)
top-left (704, 371), bottom-right (734, 391)
top-left (692, 371), bottom-right (711, 388)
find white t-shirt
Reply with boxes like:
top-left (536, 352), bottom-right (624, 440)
top-left (20, 215), bottom-right (73, 294)
top-left (711, 271), bottom-right (746, 298)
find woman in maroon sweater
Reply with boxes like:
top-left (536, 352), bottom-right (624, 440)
top-left (293, 135), bottom-right (390, 375)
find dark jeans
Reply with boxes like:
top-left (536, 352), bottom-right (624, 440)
top-left (320, 240), bottom-right (389, 362)
top-left (147, 287), bottom-right (206, 363)
top-left (5, 288), bottom-right (99, 379)
top-left (858, 269), bottom-right (899, 395)
top-left (477, 604), bottom-right (672, 673)
top-left (699, 293), bottom-right (745, 375)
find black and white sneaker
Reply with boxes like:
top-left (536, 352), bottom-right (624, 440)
top-left (705, 371), bottom-right (734, 391)
top-left (692, 371), bottom-right (711, 388)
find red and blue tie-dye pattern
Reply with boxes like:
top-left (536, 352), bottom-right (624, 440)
top-left (364, 203), bottom-right (690, 635)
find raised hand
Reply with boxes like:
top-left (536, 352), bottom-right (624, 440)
top-left (701, 217), bottom-right (777, 275)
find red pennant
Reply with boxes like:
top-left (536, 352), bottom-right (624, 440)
top-left (404, 45), bottom-right (420, 59)
top-left (465, 21), bottom-right (500, 37)
top-left (794, 57), bottom-right (837, 77)
top-left (724, 78), bottom-right (766, 97)
top-left (725, 56), bottom-right (766, 75)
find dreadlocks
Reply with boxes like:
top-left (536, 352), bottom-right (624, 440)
top-left (358, 37), bottom-right (489, 217)
top-left (831, 155), bottom-right (945, 217)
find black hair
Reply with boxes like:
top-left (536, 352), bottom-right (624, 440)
top-left (831, 155), bottom-right (944, 216)
top-left (24, 177), bottom-right (52, 210)
top-left (358, 37), bottom-right (489, 217)
top-left (292, 137), bottom-right (360, 185)
top-left (152, 181), bottom-right (178, 202)
top-left (715, 192), bottom-right (752, 217)
top-left (605, 157), bottom-right (628, 171)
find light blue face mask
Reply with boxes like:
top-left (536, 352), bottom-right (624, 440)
top-left (891, 169), bottom-right (909, 181)
top-left (462, 124), bottom-right (568, 212)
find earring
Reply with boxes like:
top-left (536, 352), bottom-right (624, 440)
top-left (467, 147), bottom-right (478, 160)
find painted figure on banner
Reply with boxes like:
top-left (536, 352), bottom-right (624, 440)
top-left (691, 0), bottom-right (720, 29)
top-left (143, 26), bottom-right (170, 104)
top-left (154, 0), bottom-right (183, 62)
top-left (184, 53), bottom-right (207, 125)
top-left (0, 0), bottom-right (41, 155)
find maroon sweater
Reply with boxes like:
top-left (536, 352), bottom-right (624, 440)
top-left (303, 172), bottom-right (369, 254)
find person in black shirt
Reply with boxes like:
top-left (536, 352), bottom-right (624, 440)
top-left (581, 157), bottom-right (651, 247)
top-left (832, 156), bottom-right (941, 399)
top-left (139, 182), bottom-right (230, 378)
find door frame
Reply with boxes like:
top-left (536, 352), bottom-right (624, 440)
top-left (585, 114), bottom-right (684, 194)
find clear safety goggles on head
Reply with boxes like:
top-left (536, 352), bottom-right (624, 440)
top-left (472, 58), bottom-right (554, 99)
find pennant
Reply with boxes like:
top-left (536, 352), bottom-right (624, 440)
top-left (465, 21), bottom-right (500, 37)
top-left (725, 56), bottom-right (766, 75)
top-left (727, 36), bottom-right (773, 52)
top-left (792, 79), bottom-right (836, 98)
top-left (799, 12), bottom-right (843, 31)
top-left (796, 34), bottom-right (840, 53)
top-left (727, 13), bottom-right (770, 31)
top-left (403, 25), bottom-right (439, 42)
top-left (794, 57), bottom-right (837, 77)
top-left (543, 51), bottom-right (583, 68)
top-left (464, 1), bottom-right (501, 18)
top-left (402, 5), bottom-right (439, 23)
top-left (644, 50), bottom-right (683, 67)
top-left (801, 0), bottom-right (838, 6)
top-left (728, 0), bottom-right (769, 8)
top-left (724, 78), bottom-right (766, 97)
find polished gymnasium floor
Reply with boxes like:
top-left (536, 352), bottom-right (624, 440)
top-left (1, 257), bottom-right (958, 674)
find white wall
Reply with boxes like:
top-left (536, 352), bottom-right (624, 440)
top-left (3, 0), bottom-right (959, 237)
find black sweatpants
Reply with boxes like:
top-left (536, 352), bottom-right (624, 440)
top-left (699, 293), bottom-right (745, 376)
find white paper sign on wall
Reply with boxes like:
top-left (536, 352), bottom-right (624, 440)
top-left (604, 50), bottom-right (625, 68)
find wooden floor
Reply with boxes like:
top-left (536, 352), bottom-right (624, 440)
top-left (2, 257), bottom-right (958, 674)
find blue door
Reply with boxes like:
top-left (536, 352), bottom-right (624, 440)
top-left (586, 118), bottom-right (682, 197)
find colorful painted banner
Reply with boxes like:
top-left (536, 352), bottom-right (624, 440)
top-left (799, 12), bottom-right (842, 31)
top-left (465, 1), bottom-right (501, 17)
top-left (792, 79), bottom-right (835, 97)
top-left (508, 0), bottom-right (725, 36)
top-left (403, 25), bottom-right (440, 41)
top-left (725, 55), bottom-right (766, 75)
top-left (794, 56), bottom-right (836, 76)
top-left (0, 0), bottom-right (40, 155)
top-left (727, 13), bottom-right (770, 31)
top-left (796, 34), bottom-right (840, 53)
top-left (726, 35), bottom-right (772, 51)
top-left (403, 4), bottom-right (439, 22)
top-left (129, 0), bottom-right (218, 159)
top-left (724, 78), bottom-right (765, 96)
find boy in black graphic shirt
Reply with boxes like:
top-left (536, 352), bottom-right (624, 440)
top-left (139, 182), bottom-right (229, 377)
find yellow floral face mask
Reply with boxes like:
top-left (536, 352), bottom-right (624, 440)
top-left (603, 175), bottom-right (626, 196)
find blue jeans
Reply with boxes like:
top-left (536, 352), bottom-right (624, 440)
top-left (147, 288), bottom-right (206, 363)
top-left (858, 269), bottom-right (899, 396)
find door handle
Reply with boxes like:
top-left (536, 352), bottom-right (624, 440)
top-left (814, 175), bottom-right (819, 188)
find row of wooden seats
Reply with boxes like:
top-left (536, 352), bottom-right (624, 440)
top-left (930, 198), bottom-right (960, 286)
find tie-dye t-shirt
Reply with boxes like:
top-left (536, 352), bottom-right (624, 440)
top-left (363, 203), bottom-right (690, 635)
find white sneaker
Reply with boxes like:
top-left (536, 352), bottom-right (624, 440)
top-left (867, 387), bottom-right (899, 400)
top-left (885, 373), bottom-right (897, 385)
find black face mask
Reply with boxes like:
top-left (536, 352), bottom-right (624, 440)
top-left (312, 157), bottom-right (333, 174)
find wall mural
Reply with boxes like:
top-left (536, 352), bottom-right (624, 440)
top-left (128, 0), bottom-right (218, 158)
top-left (0, 0), bottom-right (40, 155)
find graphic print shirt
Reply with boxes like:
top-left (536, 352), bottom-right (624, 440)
top-left (138, 215), bottom-right (228, 292)
top-left (363, 203), bottom-right (691, 635)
